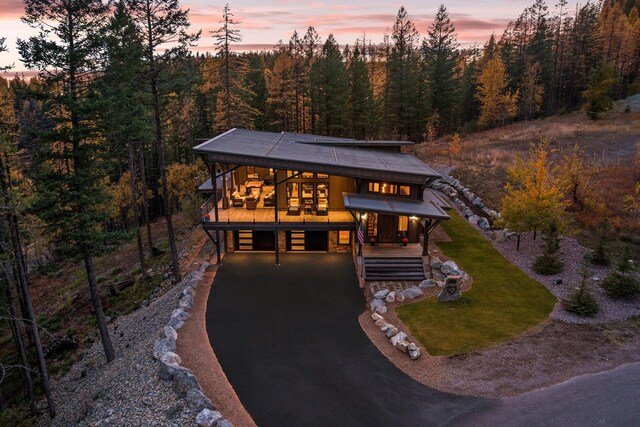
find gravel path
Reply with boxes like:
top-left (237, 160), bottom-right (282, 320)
top-left (39, 281), bottom-right (197, 426)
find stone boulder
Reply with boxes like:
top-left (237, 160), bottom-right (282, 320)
top-left (441, 261), bottom-right (460, 275)
top-left (390, 331), bottom-right (407, 347)
top-left (380, 323), bottom-right (394, 333)
top-left (395, 293), bottom-right (405, 303)
top-left (409, 347), bottom-right (421, 360)
top-left (419, 279), bottom-right (437, 289)
top-left (437, 275), bottom-right (462, 302)
top-left (371, 313), bottom-right (383, 321)
top-left (429, 257), bottom-right (442, 269)
top-left (186, 388), bottom-right (215, 411)
top-left (384, 292), bottom-right (396, 303)
top-left (216, 420), bottom-right (233, 427)
top-left (374, 305), bottom-right (387, 314)
top-left (401, 286), bottom-right (423, 299)
top-left (179, 293), bottom-right (194, 310)
top-left (160, 351), bottom-right (182, 366)
top-left (153, 337), bottom-right (176, 360)
top-left (172, 369), bottom-right (200, 397)
top-left (373, 289), bottom-right (390, 300)
top-left (375, 318), bottom-right (386, 327)
top-left (468, 214), bottom-right (479, 225)
top-left (369, 298), bottom-right (385, 312)
top-left (477, 217), bottom-right (490, 230)
top-left (385, 326), bottom-right (399, 338)
top-left (195, 409), bottom-right (223, 427)
top-left (396, 340), bottom-right (409, 353)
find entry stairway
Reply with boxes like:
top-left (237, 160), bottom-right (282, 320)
top-left (363, 256), bottom-right (426, 281)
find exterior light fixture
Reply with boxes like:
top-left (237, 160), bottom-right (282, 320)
top-left (410, 216), bottom-right (418, 221)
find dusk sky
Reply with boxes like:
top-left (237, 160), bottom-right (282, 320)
top-left (1, 0), bottom-right (576, 75)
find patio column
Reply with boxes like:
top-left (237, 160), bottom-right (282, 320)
top-left (274, 169), bottom-right (280, 265)
top-left (211, 161), bottom-right (221, 265)
top-left (422, 218), bottom-right (429, 257)
top-left (222, 163), bottom-right (229, 209)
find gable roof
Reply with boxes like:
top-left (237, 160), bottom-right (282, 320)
top-left (193, 129), bottom-right (438, 185)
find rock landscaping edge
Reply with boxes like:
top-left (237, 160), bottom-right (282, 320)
top-left (152, 262), bottom-right (234, 427)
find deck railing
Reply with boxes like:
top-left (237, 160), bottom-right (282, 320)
top-left (200, 194), bottom-right (217, 222)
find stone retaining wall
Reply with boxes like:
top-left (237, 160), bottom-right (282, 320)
top-left (152, 263), bottom-right (234, 427)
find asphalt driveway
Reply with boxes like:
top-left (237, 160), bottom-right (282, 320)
top-left (206, 253), bottom-right (488, 426)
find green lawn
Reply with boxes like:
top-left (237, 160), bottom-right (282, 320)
top-left (396, 211), bottom-right (556, 356)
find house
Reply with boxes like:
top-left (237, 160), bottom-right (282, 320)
top-left (194, 128), bottom-right (450, 279)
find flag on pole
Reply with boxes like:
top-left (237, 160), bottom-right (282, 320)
top-left (357, 224), bottom-right (364, 245)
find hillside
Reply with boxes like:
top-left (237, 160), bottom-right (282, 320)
top-left (419, 97), bottom-right (640, 246)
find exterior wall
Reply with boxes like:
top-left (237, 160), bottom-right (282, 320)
top-left (225, 230), bottom-right (235, 253)
top-left (328, 230), bottom-right (353, 253)
top-left (277, 230), bottom-right (287, 253)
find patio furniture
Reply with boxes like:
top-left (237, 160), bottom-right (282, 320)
top-left (264, 190), bottom-right (275, 207)
top-left (264, 174), bottom-right (275, 185)
top-left (231, 191), bottom-right (245, 207)
top-left (288, 198), bottom-right (300, 216)
top-left (246, 194), bottom-right (259, 210)
top-left (317, 198), bottom-right (328, 215)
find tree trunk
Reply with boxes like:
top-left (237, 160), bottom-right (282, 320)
top-left (139, 143), bottom-right (154, 257)
top-left (517, 233), bottom-right (521, 251)
top-left (0, 155), bottom-right (56, 418)
top-left (128, 140), bottom-right (147, 279)
top-left (151, 75), bottom-right (182, 283)
top-left (1, 263), bottom-right (35, 415)
top-left (145, 3), bottom-right (181, 283)
top-left (84, 254), bottom-right (115, 362)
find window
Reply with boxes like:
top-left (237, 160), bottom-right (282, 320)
top-left (317, 183), bottom-right (329, 199)
top-left (302, 183), bottom-right (314, 199)
top-left (317, 173), bottom-right (329, 179)
top-left (301, 172), bottom-right (314, 179)
top-left (287, 170), bottom-right (299, 178)
top-left (287, 182), bottom-right (299, 199)
top-left (338, 230), bottom-right (350, 245)
top-left (368, 182), bottom-right (380, 192)
top-left (380, 183), bottom-right (397, 194)
top-left (399, 185), bottom-right (411, 196)
top-left (398, 216), bottom-right (408, 236)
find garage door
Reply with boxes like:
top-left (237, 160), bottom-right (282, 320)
top-left (287, 230), bottom-right (328, 252)
top-left (234, 230), bottom-right (276, 251)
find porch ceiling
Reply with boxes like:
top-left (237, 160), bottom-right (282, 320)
top-left (342, 192), bottom-right (450, 220)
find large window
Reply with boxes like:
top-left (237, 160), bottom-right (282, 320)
top-left (398, 216), bottom-right (408, 236)
top-left (399, 185), bottom-right (411, 196)
top-left (368, 181), bottom-right (405, 195)
top-left (338, 230), bottom-right (350, 245)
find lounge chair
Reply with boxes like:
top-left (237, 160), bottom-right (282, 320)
top-left (288, 198), bottom-right (300, 215)
top-left (317, 198), bottom-right (328, 215)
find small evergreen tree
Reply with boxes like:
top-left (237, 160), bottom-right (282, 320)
top-left (533, 221), bottom-right (565, 275)
top-left (601, 247), bottom-right (640, 299)
top-left (562, 259), bottom-right (599, 316)
top-left (583, 62), bottom-right (615, 119)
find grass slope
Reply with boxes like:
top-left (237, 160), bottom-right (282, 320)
top-left (397, 212), bottom-right (556, 356)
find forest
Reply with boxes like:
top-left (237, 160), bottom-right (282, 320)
top-left (0, 0), bottom-right (639, 422)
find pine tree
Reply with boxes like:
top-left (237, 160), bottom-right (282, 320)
top-left (18, 0), bottom-right (116, 365)
top-left (128, 0), bottom-right (200, 283)
top-left (98, 1), bottom-right (150, 279)
top-left (387, 7), bottom-right (421, 140)
top-left (533, 220), bottom-right (564, 275)
top-left (583, 62), bottom-right (615, 119)
top-left (423, 4), bottom-right (459, 132)
top-left (310, 35), bottom-right (349, 136)
top-left (212, 4), bottom-right (257, 131)
top-left (265, 51), bottom-right (296, 131)
top-left (348, 42), bottom-right (375, 139)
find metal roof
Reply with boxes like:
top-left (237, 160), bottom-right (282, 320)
top-left (342, 192), bottom-right (450, 219)
top-left (193, 129), bottom-right (438, 185)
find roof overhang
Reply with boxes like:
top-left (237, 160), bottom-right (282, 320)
top-left (193, 129), bottom-right (439, 185)
top-left (342, 192), bottom-right (450, 220)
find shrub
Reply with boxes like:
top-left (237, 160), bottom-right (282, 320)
top-left (591, 220), bottom-right (613, 266)
top-left (109, 267), bottom-right (122, 276)
top-left (601, 247), bottom-right (640, 299)
top-left (563, 259), bottom-right (599, 316)
top-left (601, 271), bottom-right (640, 299)
top-left (533, 221), bottom-right (564, 275)
top-left (562, 286), bottom-right (599, 316)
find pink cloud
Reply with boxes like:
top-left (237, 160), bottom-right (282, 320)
top-left (0, 0), bottom-right (24, 20)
